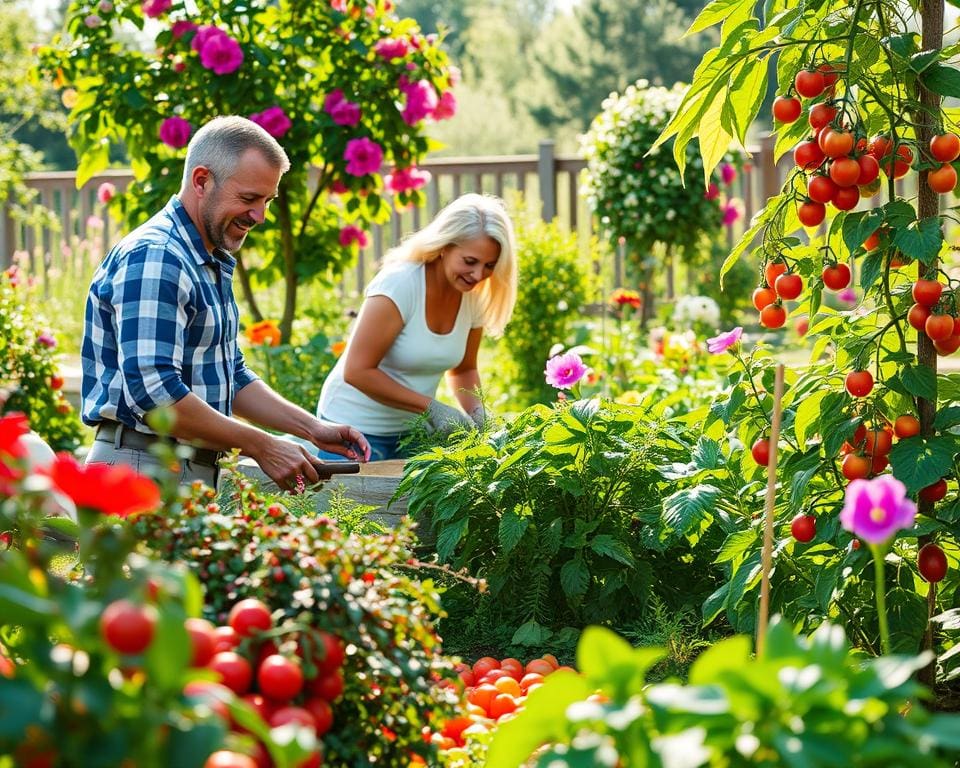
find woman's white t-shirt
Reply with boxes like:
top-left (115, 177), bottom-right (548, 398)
top-left (317, 261), bottom-right (484, 435)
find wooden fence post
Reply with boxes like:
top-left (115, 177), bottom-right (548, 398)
top-left (538, 139), bottom-right (556, 222)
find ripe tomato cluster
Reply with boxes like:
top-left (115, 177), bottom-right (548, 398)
top-left (430, 654), bottom-right (569, 751)
top-left (752, 259), bottom-right (807, 328)
top-left (181, 598), bottom-right (343, 768)
top-left (906, 278), bottom-right (960, 356)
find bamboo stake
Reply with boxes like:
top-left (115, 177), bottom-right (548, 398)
top-left (756, 363), bottom-right (785, 657)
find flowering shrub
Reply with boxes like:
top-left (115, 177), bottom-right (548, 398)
top-left (580, 80), bottom-right (741, 289)
top-left (0, 265), bottom-right (82, 451)
top-left (42, 0), bottom-right (456, 341)
top-left (671, 294), bottom-right (721, 336)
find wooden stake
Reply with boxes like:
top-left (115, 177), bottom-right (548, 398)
top-left (756, 363), bottom-right (785, 657)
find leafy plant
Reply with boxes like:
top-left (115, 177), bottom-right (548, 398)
top-left (485, 616), bottom-right (960, 766)
top-left (397, 397), bottom-right (728, 650)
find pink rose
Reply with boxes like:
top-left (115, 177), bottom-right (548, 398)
top-left (323, 89), bottom-right (361, 127)
top-left (250, 106), bottom-right (292, 138)
top-left (141, 0), bottom-right (172, 18)
top-left (384, 166), bottom-right (431, 194)
top-left (159, 116), bottom-right (192, 148)
top-left (432, 90), bottom-right (457, 121)
top-left (400, 79), bottom-right (438, 125)
top-left (199, 32), bottom-right (243, 75)
top-left (374, 38), bottom-right (410, 60)
top-left (338, 225), bottom-right (369, 248)
top-left (343, 137), bottom-right (383, 177)
top-left (96, 182), bottom-right (116, 203)
top-left (191, 25), bottom-right (222, 52)
top-left (171, 20), bottom-right (197, 39)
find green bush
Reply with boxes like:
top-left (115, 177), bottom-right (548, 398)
top-left (497, 219), bottom-right (594, 407)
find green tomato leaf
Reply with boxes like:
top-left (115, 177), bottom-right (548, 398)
top-left (859, 250), bottom-right (884, 291)
top-left (891, 216), bottom-right (943, 265)
top-left (923, 62), bottom-right (960, 98)
top-left (893, 364), bottom-right (938, 400)
top-left (589, 534), bottom-right (635, 567)
top-left (934, 405), bottom-right (960, 430)
top-left (794, 389), bottom-right (828, 447)
top-left (686, 0), bottom-right (756, 35)
top-left (888, 435), bottom-right (956, 494)
top-left (560, 557), bottom-right (590, 599)
top-left (909, 49), bottom-right (941, 74)
top-left (498, 508), bottom-right (530, 555)
top-left (884, 33), bottom-right (920, 60)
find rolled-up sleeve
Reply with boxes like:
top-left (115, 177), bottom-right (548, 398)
top-left (233, 346), bottom-right (260, 394)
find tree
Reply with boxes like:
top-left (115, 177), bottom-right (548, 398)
top-left (41, 0), bottom-right (456, 342)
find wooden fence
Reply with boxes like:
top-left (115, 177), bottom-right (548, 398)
top-left (1, 137), bottom-right (785, 293)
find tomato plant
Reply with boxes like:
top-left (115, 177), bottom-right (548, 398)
top-left (772, 95), bottom-right (802, 123)
top-left (751, 437), bottom-right (771, 466)
top-left (821, 263), bottom-right (851, 291)
top-left (927, 163), bottom-right (957, 194)
top-left (794, 68), bottom-right (826, 98)
top-left (790, 514), bottom-right (816, 542)
top-left (930, 133), bottom-right (960, 162)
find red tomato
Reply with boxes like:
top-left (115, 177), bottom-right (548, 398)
top-left (204, 751), bottom-right (257, 768)
top-left (856, 154), bottom-right (880, 186)
top-left (828, 156), bottom-right (861, 187)
top-left (842, 452), bottom-right (871, 480)
top-left (466, 683), bottom-right (499, 714)
top-left (794, 140), bottom-right (826, 170)
top-left (918, 543), bottom-right (948, 582)
top-left (790, 514), bottom-right (816, 543)
top-left (797, 200), bottom-right (826, 227)
top-left (185, 618), bottom-right (217, 668)
top-left (808, 102), bottom-right (838, 130)
top-left (881, 144), bottom-right (913, 178)
top-left (831, 185), bottom-right (860, 211)
top-left (183, 680), bottom-right (233, 722)
top-left (751, 438), bottom-right (770, 466)
top-left (441, 715), bottom-right (474, 745)
top-left (863, 425), bottom-right (893, 457)
top-left (772, 96), bottom-right (802, 123)
top-left (524, 658), bottom-right (555, 676)
top-left (212, 626), bottom-right (240, 653)
top-left (270, 705), bottom-right (317, 729)
top-left (894, 414), bottom-right (921, 438)
top-left (489, 692), bottom-right (518, 720)
top-left (760, 303), bottom-right (787, 329)
top-left (868, 134), bottom-right (893, 160)
top-left (520, 672), bottom-right (545, 692)
top-left (228, 599), bottom-right (273, 638)
top-left (775, 273), bottom-right (803, 300)
top-left (764, 261), bottom-right (788, 287)
top-left (209, 651), bottom-right (253, 695)
top-left (934, 335), bottom-right (960, 356)
top-left (912, 279), bottom-right (943, 307)
top-left (794, 69), bottom-right (826, 98)
top-left (100, 600), bottom-right (157, 655)
top-left (919, 479), bottom-right (948, 504)
top-left (931, 133), bottom-right (960, 163)
top-left (821, 263), bottom-right (851, 291)
top-left (908, 303), bottom-right (932, 332)
top-left (817, 62), bottom-right (841, 87)
top-left (309, 669), bottom-right (344, 701)
top-left (807, 174), bottom-right (837, 204)
top-left (303, 697), bottom-right (334, 735)
top-left (818, 128), bottom-right (855, 158)
top-left (845, 370), bottom-right (874, 397)
top-left (472, 656), bottom-right (500, 679)
top-left (925, 313), bottom-right (956, 341)
top-left (311, 632), bottom-right (345, 676)
top-left (752, 286), bottom-right (777, 311)
top-left (928, 163), bottom-right (957, 194)
top-left (258, 654), bottom-right (304, 702)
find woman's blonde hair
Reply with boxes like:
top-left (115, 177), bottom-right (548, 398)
top-left (384, 193), bottom-right (518, 336)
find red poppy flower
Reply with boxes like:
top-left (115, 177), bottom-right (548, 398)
top-left (0, 413), bottom-right (29, 494)
top-left (42, 454), bottom-right (161, 518)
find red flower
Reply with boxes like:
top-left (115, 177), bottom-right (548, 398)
top-left (42, 454), bottom-right (161, 518)
top-left (0, 412), bottom-right (29, 494)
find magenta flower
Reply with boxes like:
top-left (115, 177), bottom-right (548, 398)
top-left (329, 179), bottom-right (349, 195)
top-left (171, 20), bottom-right (197, 39)
top-left (400, 79), bottom-right (438, 125)
top-left (141, 0), bottom-right (172, 17)
top-left (841, 475), bottom-right (916, 545)
top-left (544, 352), bottom-right (587, 390)
top-left (722, 199), bottom-right (743, 226)
top-left (720, 162), bottom-right (737, 185)
top-left (384, 166), bottom-right (431, 194)
top-left (199, 32), bottom-right (243, 75)
top-left (838, 287), bottom-right (857, 304)
top-left (343, 137), bottom-right (383, 177)
top-left (704, 182), bottom-right (720, 201)
top-left (323, 90), bottom-right (361, 127)
top-left (159, 116), bottom-right (192, 149)
top-left (374, 38), bottom-right (411, 60)
top-left (96, 182), bottom-right (116, 204)
top-left (250, 106), bottom-right (292, 138)
top-left (37, 333), bottom-right (57, 349)
top-left (191, 25), bottom-right (221, 52)
top-left (432, 90), bottom-right (457, 121)
top-left (338, 225), bottom-right (369, 248)
top-left (707, 326), bottom-right (743, 354)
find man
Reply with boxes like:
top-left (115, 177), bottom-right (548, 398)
top-left (81, 116), bottom-right (369, 490)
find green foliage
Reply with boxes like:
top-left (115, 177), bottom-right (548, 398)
top-left (497, 218), bottom-right (594, 407)
top-left (396, 398), bottom-right (728, 650)
top-left (485, 617), bottom-right (960, 766)
top-left (134, 463), bottom-right (457, 767)
top-left (244, 332), bottom-right (341, 413)
top-left (0, 269), bottom-right (82, 451)
top-left (42, 0), bottom-right (455, 340)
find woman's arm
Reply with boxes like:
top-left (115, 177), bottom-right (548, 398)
top-left (446, 327), bottom-right (484, 413)
top-left (342, 295), bottom-right (433, 413)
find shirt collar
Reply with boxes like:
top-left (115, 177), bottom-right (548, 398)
top-left (166, 196), bottom-right (237, 277)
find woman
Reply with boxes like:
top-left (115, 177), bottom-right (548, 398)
top-left (316, 193), bottom-right (517, 461)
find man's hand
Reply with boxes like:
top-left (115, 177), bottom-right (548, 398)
top-left (307, 420), bottom-right (371, 462)
top-left (249, 434), bottom-right (327, 492)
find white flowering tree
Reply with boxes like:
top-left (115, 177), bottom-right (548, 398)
top-left (581, 80), bottom-right (738, 323)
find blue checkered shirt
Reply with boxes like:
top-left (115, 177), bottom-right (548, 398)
top-left (81, 196), bottom-right (259, 433)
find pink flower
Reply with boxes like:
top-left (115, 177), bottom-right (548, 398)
top-left (447, 65), bottom-right (461, 87)
top-left (250, 106), bottom-right (292, 138)
top-left (384, 166), bottom-right (431, 194)
top-left (338, 225), bottom-right (369, 248)
top-left (99, 0), bottom-right (114, 11)
top-left (97, 182), bottom-right (116, 203)
top-left (171, 20), bottom-right (197, 39)
top-left (159, 116), bottom-right (192, 148)
top-left (432, 90), bottom-right (457, 121)
top-left (86, 215), bottom-right (104, 231)
top-left (841, 475), bottom-right (916, 545)
top-left (838, 287), bottom-right (858, 304)
top-left (37, 332), bottom-right (57, 349)
top-left (323, 89), bottom-right (361, 127)
top-left (704, 182), bottom-right (720, 200)
top-left (343, 137), bottom-right (383, 177)
top-left (329, 179), bottom-right (350, 195)
top-left (191, 25), bottom-right (222, 52)
top-left (141, 0), bottom-right (172, 18)
top-left (374, 37), bottom-right (410, 60)
top-left (199, 32), bottom-right (243, 75)
top-left (400, 79), bottom-right (438, 125)
top-left (84, 14), bottom-right (103, 27)
top-left (707, 326), bottom-right (743, 354)
top-left (720, 162), bottom-right (737, 185)
top-left (544, 352), bottom-right (587, 390)
top-left (722, 199), bottom-right (743, 226)
top-left (331, 0), bottom-right (348, 11)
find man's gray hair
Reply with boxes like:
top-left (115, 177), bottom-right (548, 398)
top-left (180, 115), bottom-right (290, 189)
